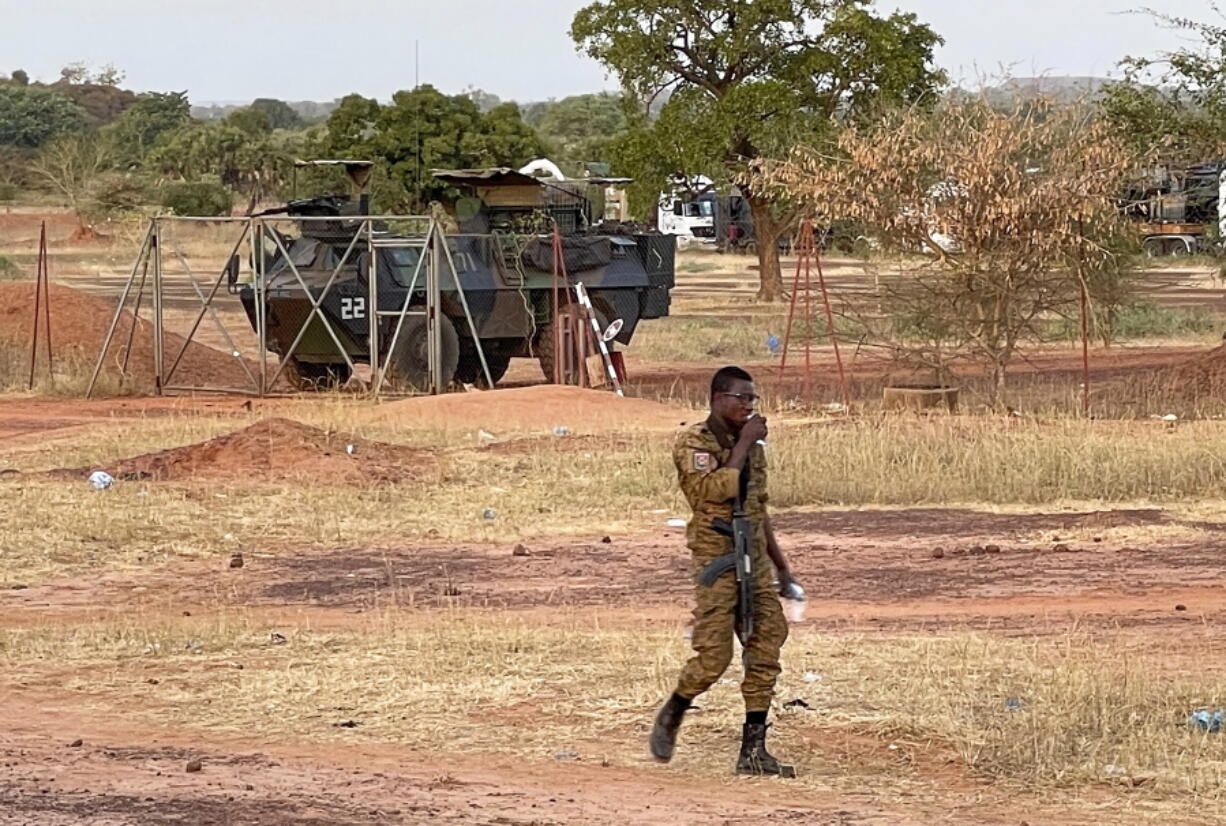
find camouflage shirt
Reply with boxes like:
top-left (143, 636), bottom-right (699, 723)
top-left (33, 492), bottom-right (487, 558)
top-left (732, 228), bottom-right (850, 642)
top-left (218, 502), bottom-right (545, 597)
top-left (673, 416), bottom-right (770, 569)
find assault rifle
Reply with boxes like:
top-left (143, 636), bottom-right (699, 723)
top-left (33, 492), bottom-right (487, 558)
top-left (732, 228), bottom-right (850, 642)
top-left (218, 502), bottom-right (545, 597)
top-left (697, 497), bottom-right (754, 642)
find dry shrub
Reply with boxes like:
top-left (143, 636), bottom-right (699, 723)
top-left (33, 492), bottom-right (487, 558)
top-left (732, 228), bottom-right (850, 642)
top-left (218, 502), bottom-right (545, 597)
top-left (755, 97), bottom-right (1143, 407)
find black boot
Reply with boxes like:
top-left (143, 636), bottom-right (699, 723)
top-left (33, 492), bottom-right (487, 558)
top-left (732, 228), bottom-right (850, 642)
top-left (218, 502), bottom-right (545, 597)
top-left (735, 723), bottom-right (796, 777)
top-left (649, 694), bottom-right (690, 762)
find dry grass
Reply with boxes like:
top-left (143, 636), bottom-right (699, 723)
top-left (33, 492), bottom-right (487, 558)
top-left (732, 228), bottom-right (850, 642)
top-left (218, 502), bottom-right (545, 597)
top-left (631, 314), bottom-right (774, 363)
top-left (7, 409), bottom-right (1226, 584)
top-left (0, 340), bottom-right (133, 397)
top-left (769, 416), bottom-right (1226, 506)
top-left (2, 613), bottom-right (1224, 817)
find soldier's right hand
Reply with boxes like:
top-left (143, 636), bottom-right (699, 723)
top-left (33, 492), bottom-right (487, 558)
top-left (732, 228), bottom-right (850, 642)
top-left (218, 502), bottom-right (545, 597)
top-left (741, 415), bottom-right (768, 444)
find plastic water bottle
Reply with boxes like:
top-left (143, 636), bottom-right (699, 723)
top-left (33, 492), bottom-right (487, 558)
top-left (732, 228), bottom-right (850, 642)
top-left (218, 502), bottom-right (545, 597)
top-left (780, 581), bottom-right (807, 623)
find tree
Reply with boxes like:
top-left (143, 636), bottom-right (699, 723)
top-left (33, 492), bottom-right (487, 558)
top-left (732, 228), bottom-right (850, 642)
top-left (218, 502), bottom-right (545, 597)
top-left (756, 99), bottom-right (1139, 407)
top-left (145, 120), bottom-right (298, 204)
top-left (463, 102), bottom-right (547, 169)
top-left (11, 69), bottom-right (28, 86)
top-left (58, 62), bottom-right (124, 86)
top-left (30, 133), bottom-right (111, 229)
top-left (572, 0), bottom-right (945, 300)
top-left (0, 85), bottom-right (87, 148)
top-left (223, 106), bottom-right (273, 136)
top-left (316, 85), bottom-right (546, 211)
top-left (536, 93), bottom-right (626, 171)
top-left (104, 91), bottom-right (191, 167)
top-left (251, 98), bottom-right (303, 130)
top-left (1101, 7), bottom-right (1226, 160)
top-left (54, 83), bottom-right (138, 128)
top-left (462, 87), bottom-right (503, 113)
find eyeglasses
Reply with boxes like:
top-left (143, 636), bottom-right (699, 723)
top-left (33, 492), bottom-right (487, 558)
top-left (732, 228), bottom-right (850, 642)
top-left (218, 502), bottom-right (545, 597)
top-left (718, 392), bottom-right (759, 405)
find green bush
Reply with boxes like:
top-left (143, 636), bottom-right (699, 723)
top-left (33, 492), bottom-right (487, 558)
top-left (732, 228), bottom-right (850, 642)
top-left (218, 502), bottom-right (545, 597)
top-left (160, 180), bottom-right (232, 217)
top-left (83, 173), bottom-right (150, 222)
top-left (1055, 300), bottom-right (1221, 341)
top-left (0, 182), bottom-right (17, 203)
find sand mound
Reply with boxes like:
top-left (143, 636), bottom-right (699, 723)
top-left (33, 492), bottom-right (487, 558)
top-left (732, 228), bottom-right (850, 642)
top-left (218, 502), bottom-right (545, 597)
top-left (360, 385), bottom-right (698, 433)
top-left (58, 418), bottom-right (428, 483)
top-left (0, 282), bottom-right (250, 391)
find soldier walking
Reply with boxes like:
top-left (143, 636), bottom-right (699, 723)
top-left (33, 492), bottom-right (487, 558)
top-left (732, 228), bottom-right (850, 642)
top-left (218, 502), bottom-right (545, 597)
top-left (650, 365), bottom-right (799, 776)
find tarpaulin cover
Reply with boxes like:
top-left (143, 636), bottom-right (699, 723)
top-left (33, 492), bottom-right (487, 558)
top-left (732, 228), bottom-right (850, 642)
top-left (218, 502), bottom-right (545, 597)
top-left (520, 235), bottom-right (612, 273)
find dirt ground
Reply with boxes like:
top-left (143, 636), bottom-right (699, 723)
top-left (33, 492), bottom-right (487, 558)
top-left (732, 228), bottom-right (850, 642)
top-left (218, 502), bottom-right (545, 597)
top-left (4, 212), bottom-right (1226, 824)
top-left (1, 394), bottom-right (1226, 825)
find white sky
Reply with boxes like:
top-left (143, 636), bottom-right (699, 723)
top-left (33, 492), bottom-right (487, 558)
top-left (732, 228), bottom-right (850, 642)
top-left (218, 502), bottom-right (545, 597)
top-left (0, 0), bottom-right (1214, 104)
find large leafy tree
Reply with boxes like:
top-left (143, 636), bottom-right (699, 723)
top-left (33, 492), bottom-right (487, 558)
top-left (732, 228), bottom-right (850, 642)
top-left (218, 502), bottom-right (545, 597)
top-left (1102, 7), bottom-right (1226, 161)
top-left (0, 85), bottom-right (87, 148)
top-left (316, 85), bottom-right (546, 211)
top-left (50, 83), bottom-right (137, 128)
top-left (251, 98), bottom-right (303, 130)
top-left (104, 91), bottom-right (191, 168)
top-left (536, 93), bottom-right (627, 172)
top-left (572, 0), bottom-right (944, 300)
top-left (145, 120), bottom-right (298, 203)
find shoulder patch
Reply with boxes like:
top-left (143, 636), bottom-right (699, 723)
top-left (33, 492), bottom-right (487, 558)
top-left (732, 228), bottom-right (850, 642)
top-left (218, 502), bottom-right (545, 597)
top-left (692, 451), bottom-right (711, 471)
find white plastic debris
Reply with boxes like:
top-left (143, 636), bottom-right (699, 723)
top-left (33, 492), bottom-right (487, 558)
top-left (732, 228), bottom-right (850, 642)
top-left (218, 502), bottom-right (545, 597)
top-left (477, 429), bottom-right (496, 442)
top-left (552, 426), bottom-right (572, 437)
top-left (665, 518), bottom-right (686, 528)
top-left (88, 471), bottom-right (114, 490)
top-left (802, 671), bottom-right (822, 683)
top-left (346, 443), bottom-right (356, 455)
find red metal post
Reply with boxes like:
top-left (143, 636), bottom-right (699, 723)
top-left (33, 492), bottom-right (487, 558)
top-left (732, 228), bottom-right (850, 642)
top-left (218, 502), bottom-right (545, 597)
top-left (552, 223), bottom-right (562, 384)
top-left (801, 226), bottom-right (813, 400)
top-left (27, 221), bottom-right (52, 390)
top-left (777, 231), bottom-right (806, 379)
top-left (813, 233), bottom-right (850, 412)
top-left (40, 223), bottom-right (52, 379)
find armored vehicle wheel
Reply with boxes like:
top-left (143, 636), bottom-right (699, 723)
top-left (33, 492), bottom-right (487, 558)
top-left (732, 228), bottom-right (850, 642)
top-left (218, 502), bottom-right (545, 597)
top-left (387, 315), bottom-right (460, 390)
top-left (536, 304), bottom-right (606, 384)
top-left (455, 340), bottom-right (511, 388)
top-left (286, 358), bottom-right (352, 390)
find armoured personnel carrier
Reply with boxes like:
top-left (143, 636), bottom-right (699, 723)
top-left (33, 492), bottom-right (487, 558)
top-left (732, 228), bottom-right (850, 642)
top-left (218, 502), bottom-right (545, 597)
top-left (236, 165), bottom-right (674, 389)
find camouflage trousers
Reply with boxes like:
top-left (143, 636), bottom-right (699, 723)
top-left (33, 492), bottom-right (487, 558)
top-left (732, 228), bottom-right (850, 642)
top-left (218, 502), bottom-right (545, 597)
top-left (675, 557), bottom-right (788, 713)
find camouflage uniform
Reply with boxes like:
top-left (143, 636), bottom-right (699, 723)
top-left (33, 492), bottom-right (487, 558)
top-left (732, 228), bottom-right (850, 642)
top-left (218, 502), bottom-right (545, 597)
top-left (672, 417), bottom-right (788, 712)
